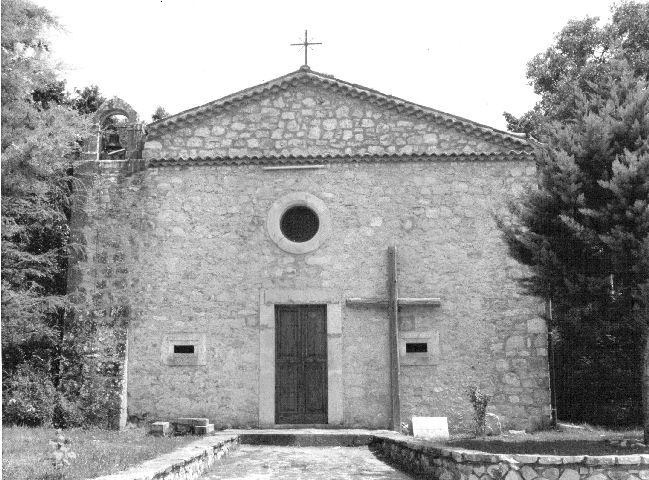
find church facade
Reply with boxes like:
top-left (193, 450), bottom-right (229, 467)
top-left (71, 66), bottom-right (551, 431)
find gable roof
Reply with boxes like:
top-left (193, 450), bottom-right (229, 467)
top-left (147, 66), bottom-right (531, 151)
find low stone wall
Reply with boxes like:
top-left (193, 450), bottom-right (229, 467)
top-left (370, 435), bottom-right (649, 480)
top-left (91, 433), bottom-right (238, 480)
top-left (90, 431), bottom-right (648, 480)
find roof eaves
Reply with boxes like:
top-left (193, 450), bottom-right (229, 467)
top-left (146, 150), bottom-right (536, 168)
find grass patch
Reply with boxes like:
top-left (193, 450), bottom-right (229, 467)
top-left (446, 426), bottom-right (647, 455)
top-left (2, 426), bottom-right (197, 480)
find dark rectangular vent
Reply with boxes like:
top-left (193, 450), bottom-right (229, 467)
top-left (174, 345), bottom-right (195, 354)
top-left (406, 342), bottom-right (427, 353)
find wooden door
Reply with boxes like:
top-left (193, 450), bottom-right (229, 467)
top-left (275, 305), bottom-right (328, 424)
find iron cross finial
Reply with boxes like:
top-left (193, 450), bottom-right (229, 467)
top-left (291, 29), bottom-right (322, 67)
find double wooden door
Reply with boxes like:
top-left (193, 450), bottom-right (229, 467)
top-left (275, 305), bottom-right (328, 424)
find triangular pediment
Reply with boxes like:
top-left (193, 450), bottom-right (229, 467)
top-left (144, 67), bottom-right (534, 163)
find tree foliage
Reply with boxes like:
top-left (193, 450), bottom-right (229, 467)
top-left (505, 1), bottom-right (649, 136)
top-left (503, 70), bottom-right (649, 300)
top-left (31, 81), bottom-right (107, 114)
top-left (151, 105), bottom-right (170, 122)
top-left (1, 0), bottom-right (118, 427)
top-left (70, 84), bottom-right (106, 115)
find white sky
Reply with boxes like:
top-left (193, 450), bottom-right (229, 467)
top-left (45, 0), bottom-right (617, 130)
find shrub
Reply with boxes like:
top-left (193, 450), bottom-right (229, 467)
top-left (467, 385), bottom-right (490, 437)
top-left (75, 367), bottom-right (122, 428)
top-left (46, 430), bottom-right (77, 469)
top-left (3, 364), bottom-right (58, 426)
top-left (53, 396), bottom-right (84, 429)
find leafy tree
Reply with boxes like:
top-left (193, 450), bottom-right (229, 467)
top-left (499, 66), bottom-right (649, 438)
top-left (31, 82), bottom-right (107, 114)
top-left (0, 0), bottom-right (112, 426)
top-left (71, 84), bottom-right (106, 115)
top-left (151, 105), bottom-right (170, 122)
top-left (32, 79), bottom-right (68, 109)
top-left (505, 1), bottom-right (649, 136)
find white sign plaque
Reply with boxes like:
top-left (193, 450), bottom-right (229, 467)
top-left (411, 416), bottom-right (449, 440)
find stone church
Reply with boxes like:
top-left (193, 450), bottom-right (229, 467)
top-left (71, 66), bottom-right (551, 432)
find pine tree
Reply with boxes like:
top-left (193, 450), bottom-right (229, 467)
top-left (499, 64), bottom-right (649, 439)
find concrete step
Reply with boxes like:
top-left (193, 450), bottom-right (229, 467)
top-left (237, 432), bottom-right (373, 447)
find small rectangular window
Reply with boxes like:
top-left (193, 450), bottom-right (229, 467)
top-left (406, 342), bottom-right (427, 353)
top-left (174, 345), bottom-right (195, 354)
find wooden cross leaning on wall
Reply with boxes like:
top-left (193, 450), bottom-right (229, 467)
top-left (346, 246), bottom-right (442, 432)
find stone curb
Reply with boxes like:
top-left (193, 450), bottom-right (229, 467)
top-left (89, 434), bottom-right (238, 480)
top-left (370, 434), bottom-right (649, 467)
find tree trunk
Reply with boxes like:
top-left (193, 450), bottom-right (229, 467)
top-left (642, 324), bottom-right (649, 445)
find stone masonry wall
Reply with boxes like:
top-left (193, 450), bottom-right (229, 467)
top-left (72, 155), bottom-right (550, 431)
top-left (143, 81), bottom-right (530, 160)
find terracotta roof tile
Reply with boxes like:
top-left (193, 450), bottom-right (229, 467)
top-left (145, 151), bottom-right (535, 168)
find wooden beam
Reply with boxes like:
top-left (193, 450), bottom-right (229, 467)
top-left (398, 297), bottom-right (442, 306)
top-left (346, 297), bottom-right (441, 307)
top-left (387, 246), bottom-right (401, 431)
top-left (346, 298), bottom-right (389, 306)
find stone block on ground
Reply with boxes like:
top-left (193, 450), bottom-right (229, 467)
top-left (410, 416), bottom-right (450, 440)
top-left (194, 424), bottom-right (215, 435)
top-left (485, 412), bottom-right (502, 436)
top-left (177, 417), bottom-right (209, 426)
top-left (150, 421), bottom-right (172, 436)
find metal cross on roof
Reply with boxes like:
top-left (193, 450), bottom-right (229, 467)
top-left (291, 30), bottom-right (322, 67)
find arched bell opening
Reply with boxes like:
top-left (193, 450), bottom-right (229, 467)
top-left (92, 98), bottom-right (144, 161)
top-left (99, 113), bottom-right (129, 160)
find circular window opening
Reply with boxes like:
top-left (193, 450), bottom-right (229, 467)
top-left (280, 205), bottom-right (320, 243)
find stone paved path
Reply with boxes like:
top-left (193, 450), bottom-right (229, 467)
top-left (201, 445), bottom-right (415, 479)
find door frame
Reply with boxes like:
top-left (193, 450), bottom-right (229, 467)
top-left (258, 288), bottom-right (343, 427)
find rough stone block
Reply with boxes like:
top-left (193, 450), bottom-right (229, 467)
top-left (486, 412), bottom-right (503, 436)
top-left (584, 456), bottom-right (616, 466)
top-left (541, 467), bottom-right (561, 480)
top-left (506, 471), bottom-right (524, 480)
top-left (520, 465), bottom-right (538, 480)
top-left (410, 416), bottom-right (449, 440)
top-left (559, 469), bottom-right (580, 480)
top-left (194, 424), bottom-right (215, 435)
top-left (527, 318), bottom-right (546, 333)
top-left (149, 421), bottom-right (172, 436)
top-left (608, 471), bottom-right (631, 480)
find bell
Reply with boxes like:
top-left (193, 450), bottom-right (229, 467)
top-left (104, 131), bottom-right (122, 151)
